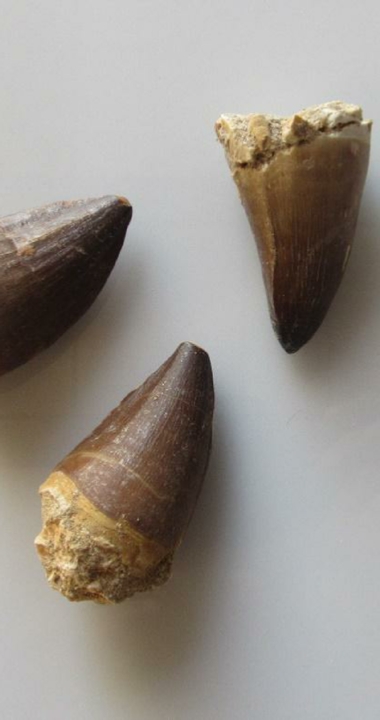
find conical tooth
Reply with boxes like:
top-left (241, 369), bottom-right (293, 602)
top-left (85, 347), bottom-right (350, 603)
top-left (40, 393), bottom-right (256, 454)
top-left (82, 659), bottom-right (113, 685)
top-left (35, 342), bottom-right (214, 604)
top-left (216, 101), bottom-right (372, 352)
top-left (0, 195), bottom-right (132, 375)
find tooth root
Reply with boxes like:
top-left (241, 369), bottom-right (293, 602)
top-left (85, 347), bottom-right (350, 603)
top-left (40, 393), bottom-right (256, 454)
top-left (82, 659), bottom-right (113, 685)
top-left (216, 101), bottom-right (372, 352)
top-left (0, 195), bottom-right (132, 375)
top-left (35, 342), bottom-right (214, 604)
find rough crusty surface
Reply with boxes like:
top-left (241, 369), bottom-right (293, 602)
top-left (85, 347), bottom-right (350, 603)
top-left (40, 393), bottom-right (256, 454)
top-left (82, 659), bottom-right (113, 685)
top-left (35, 472), bottom-right (172, 604)
top-left (215, 101), bottom-right (371, 169)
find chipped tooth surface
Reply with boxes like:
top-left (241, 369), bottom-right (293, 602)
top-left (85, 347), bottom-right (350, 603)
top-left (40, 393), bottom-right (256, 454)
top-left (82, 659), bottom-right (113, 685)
top-left (215, 101), bottom-right (371, 170)
top-left (35, 472), bottom-right (172, 604)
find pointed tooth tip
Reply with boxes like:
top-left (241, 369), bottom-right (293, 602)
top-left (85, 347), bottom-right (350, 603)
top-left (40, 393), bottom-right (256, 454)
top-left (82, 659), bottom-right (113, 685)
top-left (175, 341), bottom-right (211, 362)
top-left (282, 341), bottom-right (303, 355)
top-left (109, 194), bottom-right (132, 211)
top-left (101, 194), bottom-right (132, 213)
top-left (177, 340), bottom-right (207, 353)
top-left (93, 195), bottom-right (133, 230)
top-left (173, 343), bottom-right (213, 389)
top-left (58, 195), bottom-right (132, 227)
top-left (96, 194), bottom-right (131, 205)
top-left (81, 194), bottom-right (132, 216)
top-left (276, 327), bottom-right (315, 354)
top-left (115, 195), bottom-right (131, 207)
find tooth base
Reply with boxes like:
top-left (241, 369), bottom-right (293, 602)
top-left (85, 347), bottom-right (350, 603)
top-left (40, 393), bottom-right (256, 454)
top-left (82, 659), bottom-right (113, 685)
top-left (35, 472), bottom-right (173, 604)
top-left (215, 101), bottom-right (371, 170)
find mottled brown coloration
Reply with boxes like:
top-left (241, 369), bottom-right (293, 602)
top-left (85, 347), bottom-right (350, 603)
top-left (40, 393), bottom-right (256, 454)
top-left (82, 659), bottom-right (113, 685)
top-left (35, 342), bottom-right (214, 603)
top-left (216, 101), bottom-right (372, 352)
top-left (0, 195), bottom-right (132, 375)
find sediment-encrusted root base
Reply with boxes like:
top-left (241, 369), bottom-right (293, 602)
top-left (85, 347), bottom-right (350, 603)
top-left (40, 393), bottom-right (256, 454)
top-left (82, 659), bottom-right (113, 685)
top-left (35, 472), bottom-right (173, 604)
top-left (215, 101), bottom-right (371, 170)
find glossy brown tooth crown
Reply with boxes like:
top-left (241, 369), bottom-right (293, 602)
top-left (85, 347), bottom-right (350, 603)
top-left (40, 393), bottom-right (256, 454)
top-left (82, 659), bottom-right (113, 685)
top-left (58, 341), bottom-right (214, 547)
top-left (35, 342), bottom-right (214, 603)
top-left (0, 195), bottom-right (132, 375)
top-left (216, 101), bottom-right (372, 352)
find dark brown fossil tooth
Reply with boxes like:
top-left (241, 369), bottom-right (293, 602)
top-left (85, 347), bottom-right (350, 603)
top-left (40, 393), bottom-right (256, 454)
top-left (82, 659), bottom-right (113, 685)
top-left (215, 101), bottom-right (372, 353)
top-left (0, 195), bottom-right (132, 375)
top-left (35, 341), bottom-right (214, 604)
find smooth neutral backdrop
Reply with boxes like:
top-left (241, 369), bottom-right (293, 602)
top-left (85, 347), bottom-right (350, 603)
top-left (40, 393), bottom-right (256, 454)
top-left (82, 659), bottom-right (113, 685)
top-left (0, 2), bottom-right (379, 719)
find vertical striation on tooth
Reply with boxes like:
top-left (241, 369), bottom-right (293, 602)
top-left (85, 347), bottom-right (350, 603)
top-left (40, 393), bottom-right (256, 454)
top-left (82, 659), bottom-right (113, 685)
top-left (0, 195), bottom-right (132, 375)
top-left (35, 342), bottom-right (214, 604)
top-left (216, 101), bottom-right (372, 352)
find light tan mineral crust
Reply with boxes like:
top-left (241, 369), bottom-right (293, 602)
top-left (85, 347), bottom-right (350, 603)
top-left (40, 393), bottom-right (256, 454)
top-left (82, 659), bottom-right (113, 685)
top-left (35, 472), bottom-right (172, 604)
top-left (215, 101), bottom-right (371, 170)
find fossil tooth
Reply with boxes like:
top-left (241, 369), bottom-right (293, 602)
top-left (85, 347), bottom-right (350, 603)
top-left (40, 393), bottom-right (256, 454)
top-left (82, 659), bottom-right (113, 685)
top-left (35, 342), bottom-right (214, 604)
top-left (216, 101), bottom-right (372, 352)
top-left (0, 195), bottom-right (132, 375)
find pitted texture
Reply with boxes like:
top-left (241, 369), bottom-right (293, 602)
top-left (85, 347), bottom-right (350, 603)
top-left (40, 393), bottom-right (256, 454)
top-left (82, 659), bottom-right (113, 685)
top-left (35, 472), bottom-right (172, 603)
top-left (215, 101), bottom-right (371, 169)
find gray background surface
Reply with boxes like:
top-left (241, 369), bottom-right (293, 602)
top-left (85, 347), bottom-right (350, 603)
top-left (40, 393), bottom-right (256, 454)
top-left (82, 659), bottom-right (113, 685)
top-left (0, 1), bottom-right (379, 718)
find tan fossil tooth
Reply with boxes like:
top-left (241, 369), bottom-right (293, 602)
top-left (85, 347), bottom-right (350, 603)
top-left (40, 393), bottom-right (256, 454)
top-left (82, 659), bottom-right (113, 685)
top-left (216, 101), bottom-right (372, 352)
top-left (35, 342), bottom-right (214, 604)
top-left (0, 195), bottom-right (132, 375)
